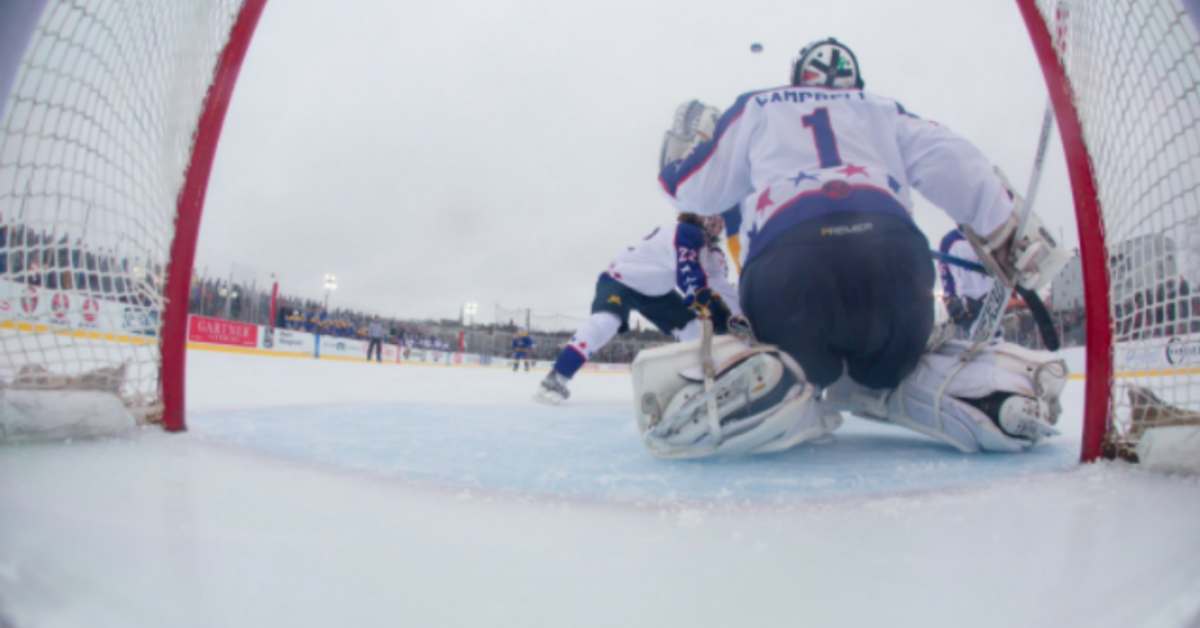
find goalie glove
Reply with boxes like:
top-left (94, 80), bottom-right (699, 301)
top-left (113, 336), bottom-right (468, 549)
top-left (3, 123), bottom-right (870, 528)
top-left (966, 166), bottom-right (1070, 293)
top-left (684, 287), bottom-right (733, 331)
top-left (967, 168), bottom-right (1069, 293)
top-left (682, 285), bottom-right (715, 311)
top-left (972, 210), bottom-right (1070, 293)
top-left (709, 294), bottom-right (733, 333)
top-left (659, 100), bottom-right (721, 169)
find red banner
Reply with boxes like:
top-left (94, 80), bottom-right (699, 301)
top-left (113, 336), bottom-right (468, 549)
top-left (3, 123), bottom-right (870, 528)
top-left (188, 315), bottom-right (258, 347)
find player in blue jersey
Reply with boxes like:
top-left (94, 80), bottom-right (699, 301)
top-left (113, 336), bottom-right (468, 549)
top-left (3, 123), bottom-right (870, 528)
top-left (535, 211), bottom-right (743, 404)
top-left (511, 330), bottom-right (534, 372)
top-left (638, 39), bottom-right (1071, 458)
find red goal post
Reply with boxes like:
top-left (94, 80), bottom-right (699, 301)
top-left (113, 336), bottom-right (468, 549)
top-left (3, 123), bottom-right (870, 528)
top-left (161, 0), bottom-right (268, 432)
top-left (1018, 0), bottom-right (1200, 464)
top-left (0, 0), bottom-right (266, 434)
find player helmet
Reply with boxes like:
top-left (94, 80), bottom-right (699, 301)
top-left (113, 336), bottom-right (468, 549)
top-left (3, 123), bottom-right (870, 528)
top-left (701, 215), bottom-right (725, 243)
top-left (791, 38), bottom-right (864, 89)
top-left (679, 212), bottom-right (724, 244)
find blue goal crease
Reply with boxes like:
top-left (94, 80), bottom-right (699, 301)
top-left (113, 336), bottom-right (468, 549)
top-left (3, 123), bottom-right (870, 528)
top-left (188, 401), bottom-right (1080, 505)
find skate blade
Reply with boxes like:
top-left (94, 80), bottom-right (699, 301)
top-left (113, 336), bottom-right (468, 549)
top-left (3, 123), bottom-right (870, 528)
top-left (533, 390), bottom-right (565, 406)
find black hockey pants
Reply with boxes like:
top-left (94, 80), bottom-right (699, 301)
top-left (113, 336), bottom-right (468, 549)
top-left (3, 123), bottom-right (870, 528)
top-left (739, 210), bottom-right (934, 389)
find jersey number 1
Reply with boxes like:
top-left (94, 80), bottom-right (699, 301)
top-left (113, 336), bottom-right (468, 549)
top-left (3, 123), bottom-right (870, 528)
top-left (801, 107), bottom-right (842, 168)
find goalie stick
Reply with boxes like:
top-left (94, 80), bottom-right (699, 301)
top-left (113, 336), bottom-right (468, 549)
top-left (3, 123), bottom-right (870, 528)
top-left (929, 249), bottom-right (1060, 351)
top-left (962, 102), bottom-right (1056, 357)
top-left (929, 103), bottom-right (1056, 424)
top-left (697, 310), bottom-right (722, 444)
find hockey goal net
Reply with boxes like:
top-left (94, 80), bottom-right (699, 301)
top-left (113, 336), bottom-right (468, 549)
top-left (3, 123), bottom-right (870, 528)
top-left (1020, 0), bottom-right (1200, 469)
top-left (0, 0), bottom-right (265, 438)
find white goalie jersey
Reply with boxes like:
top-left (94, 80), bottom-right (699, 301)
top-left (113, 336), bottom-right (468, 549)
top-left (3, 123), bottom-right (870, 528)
top-left (659, 86), bottom-right (1017, 265)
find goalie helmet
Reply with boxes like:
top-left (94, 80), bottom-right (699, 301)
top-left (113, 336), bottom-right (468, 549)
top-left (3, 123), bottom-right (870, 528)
top-left (791, 37), bottom-right (864, 89)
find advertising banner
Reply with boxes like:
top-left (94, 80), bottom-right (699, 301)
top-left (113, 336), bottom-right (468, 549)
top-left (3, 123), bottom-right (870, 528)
top-left (188, 315), bottom-right (257, 347)
top-left (1116, 334), bottom-right (1200, 371)
top-left (318, 335), bottom-right (369, 359)
top-left (0, 278), bottom-right (158, 336)
top-left (260, 327), bottom-right (315, 354)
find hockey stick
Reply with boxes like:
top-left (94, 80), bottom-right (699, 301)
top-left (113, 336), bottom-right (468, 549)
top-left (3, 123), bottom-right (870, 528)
top-left (930, 249), bottom-right (986, 273)
top-left (961, 102), bottom-right (1056, 355)
top-left (930, 249), bottom-right (1060, 351)
top-left (698, 310), bottom-right (722, 443)
top-left (928, 103), bottom-right (1057, 426)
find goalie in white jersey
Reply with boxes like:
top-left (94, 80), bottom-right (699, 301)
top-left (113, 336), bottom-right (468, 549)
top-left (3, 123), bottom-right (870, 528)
top-left (536, 211), bottom-right (742, 404)
top-left (636, 38), bottom-right (1070, 458)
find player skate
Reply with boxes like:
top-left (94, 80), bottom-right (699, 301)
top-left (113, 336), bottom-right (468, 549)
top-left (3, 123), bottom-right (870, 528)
top-left (534, 371), bottom-right (571, 405)
top-left (633, 335), bottom-right (842, 458)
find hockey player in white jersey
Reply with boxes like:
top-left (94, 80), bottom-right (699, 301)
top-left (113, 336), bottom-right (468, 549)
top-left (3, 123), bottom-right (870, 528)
top-left (536, 211), bottom-right (743, 404)
top-left (638, 38), bottom-right (1069, 458)
top-left (938, 227), bottom-right (994, 333)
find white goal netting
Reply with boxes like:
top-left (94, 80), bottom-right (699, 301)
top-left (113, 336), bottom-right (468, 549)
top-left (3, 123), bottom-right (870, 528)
top-left (0, 1), bottom-right (248, 429)
top-left (1029, 0), bottom-right (1200, 462)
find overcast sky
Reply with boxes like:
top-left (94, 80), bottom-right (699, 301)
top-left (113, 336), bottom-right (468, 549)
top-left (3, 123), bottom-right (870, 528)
top-left (200, 0), bottom-right (1075, 326)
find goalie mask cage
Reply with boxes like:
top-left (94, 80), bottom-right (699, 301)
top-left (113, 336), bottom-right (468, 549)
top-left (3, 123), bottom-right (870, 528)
top-left (1019, 0), bottom-right (1200, 463)
top-left (0, 0), bottom-right (266, 432)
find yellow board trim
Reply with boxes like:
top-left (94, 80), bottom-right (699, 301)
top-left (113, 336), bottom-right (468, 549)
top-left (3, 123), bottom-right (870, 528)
top-left (6, 319), bottom-right (1200, 379)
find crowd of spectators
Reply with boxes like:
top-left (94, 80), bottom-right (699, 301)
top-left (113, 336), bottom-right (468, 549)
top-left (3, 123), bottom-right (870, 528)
top-left (1114, 277), bottom-right (1198, 340)
top-left (997, 276), bottom-right (1199, 349)
top-left (275, 298), bottom-right (451, 351)
top-left (188, 277), bottom-right (453, 351)
top-left (1000, 304), bottom-right (1087, 350)
top-left (0, 219), bottom-right (160, 306)
top-left (6, 211), bottom-right (1195, 364)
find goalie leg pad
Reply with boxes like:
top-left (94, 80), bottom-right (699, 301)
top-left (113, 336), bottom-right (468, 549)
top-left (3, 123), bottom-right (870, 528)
top-left (931, 339), bottom-right (1068, 421)
top-left (633, 335), bottom-right (749, 436)
top-left (846, 339), bottom-right (1067, 452)
top-left (633, 338), bottom-right (838, 458)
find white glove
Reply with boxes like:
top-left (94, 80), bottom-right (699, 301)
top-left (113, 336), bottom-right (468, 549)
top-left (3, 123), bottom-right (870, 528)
top-left (659, 100), bottom-right (721, 169)
top-left (977, 211), bottom-right (1070, 293)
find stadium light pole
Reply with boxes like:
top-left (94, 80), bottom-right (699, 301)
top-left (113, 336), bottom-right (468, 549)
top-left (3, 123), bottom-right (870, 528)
top-left (462, 301), bottom-right (478, 326)
top-left (218, 285), bottom-right (238, 319)
top-left (323, 273), bottom-right (338, 311)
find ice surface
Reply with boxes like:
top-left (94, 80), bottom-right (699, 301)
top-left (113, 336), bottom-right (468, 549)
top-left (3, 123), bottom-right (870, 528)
top-left (2, 348), bottom-right (1199, 628)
